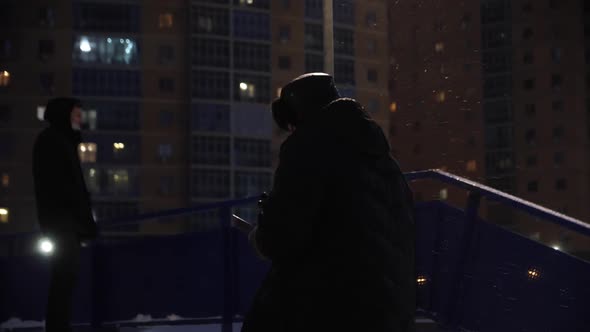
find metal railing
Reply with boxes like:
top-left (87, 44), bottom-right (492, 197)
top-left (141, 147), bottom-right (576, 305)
top-left (1, 169), bottom-right (589, 332)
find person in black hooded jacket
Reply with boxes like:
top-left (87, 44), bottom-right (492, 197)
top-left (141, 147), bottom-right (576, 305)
top-left (241, 73), bottom-right (416, 332)
top-left (32, 97), bottom-right (97, 332)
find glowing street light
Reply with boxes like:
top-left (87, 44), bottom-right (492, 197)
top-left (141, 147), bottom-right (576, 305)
top-left (38, 238), bottom-right (54, 255)
top-left (239, 82), bottom-right (248, 91)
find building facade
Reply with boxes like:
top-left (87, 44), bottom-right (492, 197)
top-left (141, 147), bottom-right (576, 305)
top-left (388, 0), bottom-right (590, 253)
top-left (0, 0), bottom-right (393, 240)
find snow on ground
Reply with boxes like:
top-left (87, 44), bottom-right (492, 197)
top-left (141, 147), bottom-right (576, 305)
top-left (1, 317), bottom-right (242, 332)
top-left (0, 318), bottom-right (44, 329)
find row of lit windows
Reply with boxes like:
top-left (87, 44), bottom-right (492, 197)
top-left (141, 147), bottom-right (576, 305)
top-left (78, 141), bottom-right (173, 164)
top-left (83, 167), bottom-right (138, 196)
top-left (2, 38), bottom-right (176, 68)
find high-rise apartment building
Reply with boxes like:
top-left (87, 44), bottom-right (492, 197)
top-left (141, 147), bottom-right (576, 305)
top-left (0, 1), bottom-right (191, 235)
top-left (0, 0), bottom-right (391, 239)
top-left (389, 0), bottom-right (590, 253)
top-left (388, 0), bottom-right (486, 209)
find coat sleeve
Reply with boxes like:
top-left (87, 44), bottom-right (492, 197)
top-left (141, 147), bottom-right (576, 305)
top-left (253, 135), bottom-right (325, 262)
top-left (32, 134), bottom-right (75, 234)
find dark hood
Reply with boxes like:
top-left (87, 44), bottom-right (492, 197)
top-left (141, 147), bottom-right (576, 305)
top-left (272, 73), bottom-right (340, 131)
top-left (294, 98), bottom-right (391, 157)
top-left (43, 97), bottom-right (82, 144)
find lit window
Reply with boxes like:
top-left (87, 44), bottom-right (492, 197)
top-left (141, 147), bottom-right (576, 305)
top-left (109, 169), bottom-right (130, 193)
top-left (436, 91), bottom-right (446, 103)
top-left (389, 102), bottom-right (398, 113)
top-left (239, 82), bottom-right (256, 99)
top-left (527, 268), bottom-right (541, 280)
top-left (37, 106), bottom-right (46, 120)
top-left (0, 208), bottom-right (8, 223)
top-left (0, 71), bottom-right (10, 87)
top-left (240, 0), bottom-right (255, 5)
top-left (86, 168), bottom-right (100, 194)
top-left (81, 109), bottom-right (97, 130)
top-left (417, 276), bottom-right (428, 286)
top-left (159, 13), bottom-right (174, 29)
top-left (466, 160), bottom-right (477, 172)
top-left (1, 173), bottom-right (9, 188)
top-left (79, 143), bottom-right (97, 163)
top-left (435, 42), bottom-right (445, 53)
top-left (113, 142), bottom-right (125, 151)
top-left (276, 87), bottom-right (282, 98)
top-left (439, 189), bottom-right (448, 200)
top-left (73, 35), bottom-right (138, 65)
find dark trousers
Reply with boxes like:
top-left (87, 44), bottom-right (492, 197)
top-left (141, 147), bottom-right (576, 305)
top-left (45, 234), bottom-right (81, 332)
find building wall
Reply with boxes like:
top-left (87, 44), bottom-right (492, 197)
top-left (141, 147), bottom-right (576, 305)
top-left (0, 0), bottom-right (191, 236)
top-left (388, 0), bottom-right (486, 209)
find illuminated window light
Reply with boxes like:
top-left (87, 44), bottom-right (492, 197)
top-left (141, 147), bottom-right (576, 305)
top-left (0, 70), bottom-right (11, 87)
top-left (389, 102), bottom-right (398, 113)
top-left (79, 143), bottom-right (97, 163)
top-left (417, 276), bottom-right (428, 286)
top-left (113, 142), bottom-right (125, 150)
top-left (0, 208), bottom-right (8, 223)
top-left (466, 160), bottom-right (477, 172)
top-left (436, 91), bottom-right (446, 103)
top-left (527, 268), bottom-right (541, 280)
top-left (1, 173), bottom-right (9, 188)
top-left (435, 42), bottom-right (445, 53)
top-left (159, 13), bottom-right (174, 29)
top-left (79, 37), bottom-right (91, 53)
top-left (439, 188), bottom-right (448, 200)
top-left (37, 106), bottom-right (46, 121)
top-left (239, 82), bottom-right (249, 91)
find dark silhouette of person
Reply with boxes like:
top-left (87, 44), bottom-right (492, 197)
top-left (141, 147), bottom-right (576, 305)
top-left (241, 73), bottom-right (416, 332)
top-left (32, 97), bottom-right (97, 332)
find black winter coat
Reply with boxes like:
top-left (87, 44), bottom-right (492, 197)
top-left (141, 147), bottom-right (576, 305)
top-left (32, 114), bottom-right (96, 239)
top-left (242, 99), bottom-right (416, 332)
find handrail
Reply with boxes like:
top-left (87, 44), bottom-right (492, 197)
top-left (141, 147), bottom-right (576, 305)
top-left (1, 169), bottom-right (588, 238)
top-left (407, 169), bottom-right (590, 237)
top-left (0, 196), bottom-right (260, 239)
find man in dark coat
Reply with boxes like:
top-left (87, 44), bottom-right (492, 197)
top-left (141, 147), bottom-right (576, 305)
top-left (242, 73), bottom-right (416, 332)
top-left (32, 97), bottom-right (97, 332)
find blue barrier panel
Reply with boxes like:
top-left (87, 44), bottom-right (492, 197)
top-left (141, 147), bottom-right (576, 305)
top-left (2, 170), bottom-right (590, 331)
